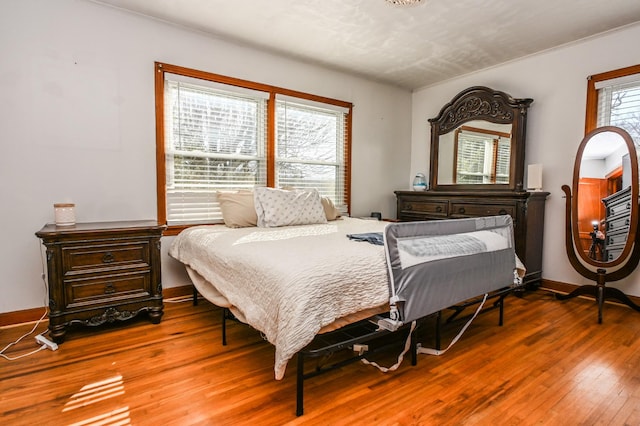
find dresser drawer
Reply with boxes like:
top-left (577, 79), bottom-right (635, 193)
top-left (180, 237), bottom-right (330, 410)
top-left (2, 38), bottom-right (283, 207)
top-left (62, 241), bottom-right (151, 275)
top-left (605, 228), bottom-right (628, 246)
top-left (401, 200), bottom-right (448, 217)
top-left (605, 244), bottom-right (626, 262)
top-left (607, 199), bottom-right (632, 217)
top-left (449, 203), bottom-right (514, 218)
top-left (606, 216), bottom-right (630, 233)
top-left (64, 272), bottom-right (151, 309)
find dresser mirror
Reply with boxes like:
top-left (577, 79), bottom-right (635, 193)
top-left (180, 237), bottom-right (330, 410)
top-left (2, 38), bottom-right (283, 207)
top-left (559, 126), bottom-right (640, 322)
top-left (429, 86), bottom-right (533, 191)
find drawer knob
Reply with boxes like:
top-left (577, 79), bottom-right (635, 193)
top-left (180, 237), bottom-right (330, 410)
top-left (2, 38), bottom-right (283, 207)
top-left (436, 206), bottom-right (442, 213)
top-left (104, 283), bottom-right (116, 294)
top-left (102, 252), bottom-right (115, 263)
top-left (499, 209), bottom-right (507, 215)
top-left (405, 204), bottom-right (413, 211)
top-left (458, 207), bottom-right (465, 214)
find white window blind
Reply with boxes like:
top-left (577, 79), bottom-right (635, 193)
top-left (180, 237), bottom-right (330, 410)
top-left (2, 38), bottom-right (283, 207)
top-left (275, 97), bottom-right (348, 213)
top-left (596, 73), bottom-right (640, 146)
top-left (164, 77), bottom-right (267, 225)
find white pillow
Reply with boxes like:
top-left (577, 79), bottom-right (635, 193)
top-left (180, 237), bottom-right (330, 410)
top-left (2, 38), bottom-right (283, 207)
top-left (281, 186), bottom-right (341, 221)
top-left (254, 187), bottom-right (327, 228)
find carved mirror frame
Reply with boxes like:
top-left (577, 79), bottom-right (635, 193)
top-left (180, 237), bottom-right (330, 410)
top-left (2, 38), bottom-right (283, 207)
top-left (428, 86), bottom-right (533, 191)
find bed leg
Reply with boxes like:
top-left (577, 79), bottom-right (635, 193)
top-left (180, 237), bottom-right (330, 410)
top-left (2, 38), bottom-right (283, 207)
top-left (499, 295), bottom-right (505, 326)
top-left (296, 352), bottom-right (305, 416)
top-left (193, 286), bottom-right (198, 306)
top-left (435, 311), bottom-right (442, 351)
top-left (411, 323), bottom-right (418, 366)
top-left (222, 308), bottom-right (227, 346)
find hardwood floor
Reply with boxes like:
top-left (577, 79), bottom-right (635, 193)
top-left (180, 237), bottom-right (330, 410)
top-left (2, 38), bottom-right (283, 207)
top-left (2, 289), bottom-right (640, 425)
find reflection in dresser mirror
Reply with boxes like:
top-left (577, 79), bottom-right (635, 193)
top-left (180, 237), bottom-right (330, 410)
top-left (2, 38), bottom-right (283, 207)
top-left (559, 126), bottom-right (640, 323)
top-left (437, 121), bottom-right (513, 185)
top-left (429, 86), bottom-right (533, 191)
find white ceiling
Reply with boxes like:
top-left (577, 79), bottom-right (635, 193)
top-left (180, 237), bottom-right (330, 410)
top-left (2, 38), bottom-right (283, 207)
top-left (90, 0), bottom-right (640, 90)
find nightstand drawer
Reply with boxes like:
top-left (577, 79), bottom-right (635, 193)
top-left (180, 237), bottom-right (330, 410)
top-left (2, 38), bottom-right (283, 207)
top-left (450, 203), bottom-right (514, 217)
top-left (65, 272), bottom-right (150, 309)
top-left (62, 242), bottom-right (150, 275)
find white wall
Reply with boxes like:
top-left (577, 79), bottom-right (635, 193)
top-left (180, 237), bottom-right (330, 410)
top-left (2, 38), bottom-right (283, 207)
top-left (412, 22), bottom-right (640, 294)
top-left (0, 0), bottom-right (412, 313)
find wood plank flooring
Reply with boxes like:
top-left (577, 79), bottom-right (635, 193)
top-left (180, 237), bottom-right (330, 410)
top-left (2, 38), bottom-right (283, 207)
top-left (2, 289), bottom-right (640, 425)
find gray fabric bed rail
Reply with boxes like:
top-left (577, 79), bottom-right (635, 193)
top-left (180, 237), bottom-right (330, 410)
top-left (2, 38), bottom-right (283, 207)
top-left (383, 215), bottom-right (516, 325)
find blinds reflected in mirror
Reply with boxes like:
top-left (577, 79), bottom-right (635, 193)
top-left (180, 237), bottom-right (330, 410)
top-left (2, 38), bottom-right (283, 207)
top-left (455, 126), bottom-right (511, 184)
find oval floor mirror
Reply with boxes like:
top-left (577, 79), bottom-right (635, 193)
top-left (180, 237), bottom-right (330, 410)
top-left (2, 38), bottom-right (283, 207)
top-left (559, 126), bottom-right (640, 323)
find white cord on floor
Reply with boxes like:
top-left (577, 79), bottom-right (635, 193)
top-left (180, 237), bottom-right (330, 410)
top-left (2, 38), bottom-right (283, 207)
top-left (0, 241), bottom-right (52, 361)
top-left (360, 293), bottom-right (489, 371)
top-left (0, 309), bottom-right (49, 360)
top-left (418, 293), bottom-right (488, 356)
top-left (360, 321), bottom-right (417, 373)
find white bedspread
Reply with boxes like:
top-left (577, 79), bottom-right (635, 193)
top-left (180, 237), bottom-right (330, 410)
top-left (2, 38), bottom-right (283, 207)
top-left (168, 217), bottom-right (390, 380)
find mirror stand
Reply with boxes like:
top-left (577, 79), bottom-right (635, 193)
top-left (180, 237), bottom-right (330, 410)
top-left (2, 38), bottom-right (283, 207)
top-left (555, 268), bottom-right (640, 324)
top-left (559, 184), bottom-right (640, 323)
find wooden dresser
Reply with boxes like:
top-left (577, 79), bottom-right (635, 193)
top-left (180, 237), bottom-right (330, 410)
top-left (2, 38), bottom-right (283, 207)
top-left (395, 190), bottom-right (549, 287)
top-left (36, 220), bottom-right (165, 343)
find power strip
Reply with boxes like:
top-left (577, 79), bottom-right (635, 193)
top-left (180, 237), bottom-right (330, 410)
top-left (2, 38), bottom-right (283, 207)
top-left (35, 334), bottom-right (59, 351)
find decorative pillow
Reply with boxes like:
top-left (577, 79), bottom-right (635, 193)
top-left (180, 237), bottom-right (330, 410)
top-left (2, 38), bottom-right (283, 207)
top-left (254, 187), bottom-right (327, 227)
top-left (217, 191), bottom-right (258, 228)
top-left (280, 186), bottom-right (341, 221)
top-left (321, 196), bottom-right (341, 221)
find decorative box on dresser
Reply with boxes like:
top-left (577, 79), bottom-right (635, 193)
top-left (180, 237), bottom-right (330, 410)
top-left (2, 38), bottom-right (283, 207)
top-left (36, 220), bottom-right (166, 343)
top-left (395, 190), bottom-right (549, 287)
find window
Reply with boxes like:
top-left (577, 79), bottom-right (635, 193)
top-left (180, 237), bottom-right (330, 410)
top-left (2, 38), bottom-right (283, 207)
top-left (586, 64), bottom-right (640, 144)
top-left (276, 97), bottom-right (348, 206)
top-left (155, 63), bottom-right (352, 234)
top-left (454, 126), bottom-right (511, 184)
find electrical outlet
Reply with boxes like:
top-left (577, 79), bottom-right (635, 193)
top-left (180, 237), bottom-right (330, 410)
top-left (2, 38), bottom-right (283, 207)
top-left (35, 334), bottom-right (58, 351)
top-left (353, 344), bottom-right (368, 353)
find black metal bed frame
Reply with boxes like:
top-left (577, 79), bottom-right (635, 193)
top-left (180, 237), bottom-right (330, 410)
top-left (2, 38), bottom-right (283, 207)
top-left (194, 285), bottom-right (514, 416)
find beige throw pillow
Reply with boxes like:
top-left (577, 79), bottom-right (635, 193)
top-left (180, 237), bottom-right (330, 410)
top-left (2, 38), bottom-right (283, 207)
top-left (321, 196), bottom-right (341, 221)
top-left (217, 191), bottom-right (258, 228)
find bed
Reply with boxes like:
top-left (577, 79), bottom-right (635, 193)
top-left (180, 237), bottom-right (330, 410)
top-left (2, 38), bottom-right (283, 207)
top-left (169, 216), bottom-right (391, 380)
top-left (168, 187), bottom-right (521, 415)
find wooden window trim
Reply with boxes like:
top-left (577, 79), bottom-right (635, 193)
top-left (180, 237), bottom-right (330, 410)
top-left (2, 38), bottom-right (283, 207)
top-left (154, 62), bottom-right (353, 236)
top-left (585, 64), bottom-right (640, 133)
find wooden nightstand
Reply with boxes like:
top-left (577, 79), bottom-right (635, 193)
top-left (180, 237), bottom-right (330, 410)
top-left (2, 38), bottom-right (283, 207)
top-left (36, 220), bottom-right (166, 343)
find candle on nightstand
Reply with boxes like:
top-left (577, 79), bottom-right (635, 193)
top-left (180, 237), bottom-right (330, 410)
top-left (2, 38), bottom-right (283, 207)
top-left (54, 203), bottom-right (76, 226)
